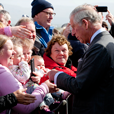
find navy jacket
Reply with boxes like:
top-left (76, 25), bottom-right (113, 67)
top-left (57, 31), bottom-right (114, 114)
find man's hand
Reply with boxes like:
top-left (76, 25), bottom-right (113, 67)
top-left (62, 23), bottom-right (71, 38)
top-left (44, 80), bottom-right (59, 93)
top-left (13, 88), bottom-right (36, 105)
top-left (45, 69), bottom-right (60, 82)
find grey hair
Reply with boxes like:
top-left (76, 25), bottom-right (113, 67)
top-left (15, 17), bottom-right (34, 26)
top-left (0, 10), bottom-right (11, 21)
top-left (70, 4), bottom-right (102, 26)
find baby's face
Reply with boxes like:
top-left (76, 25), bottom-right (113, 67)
top-left (13, 46), bottom-right (24, 65)
top-left (34, 58), bottom-right (45, 71)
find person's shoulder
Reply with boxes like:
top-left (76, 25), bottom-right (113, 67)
top-left (0, 65), bottom-right (12, 78)
top-left (0, 64), bottom-right (9, 73)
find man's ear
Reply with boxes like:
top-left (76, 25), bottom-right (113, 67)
top-left (82, 19), bottom-right (88, 29)
top-left (7, 20), bottom-right (11, 26)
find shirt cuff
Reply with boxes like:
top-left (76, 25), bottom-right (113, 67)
top-left (4, 26), bottom-right (12, 37)
top-left (54, 71), bottom-right (63, 85)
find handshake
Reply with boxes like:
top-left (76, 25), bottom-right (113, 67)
top-left (44, 69), bottom-right (60, 93)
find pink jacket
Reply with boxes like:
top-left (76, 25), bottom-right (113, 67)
top-left (0, 64), bottom-right (49, 114)
top-left (0, 28), bottom-right (5, 35)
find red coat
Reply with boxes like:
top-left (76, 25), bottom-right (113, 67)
top-left (43, 53), bottom-right (77, 77)
top-left (39, 53), bottom-right (77, 84)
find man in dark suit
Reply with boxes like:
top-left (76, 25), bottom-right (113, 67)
top-left (47, 4), bottom-right (114, 114)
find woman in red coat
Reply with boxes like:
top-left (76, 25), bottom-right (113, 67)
top-left (43, 34), bottom-right (77, 78)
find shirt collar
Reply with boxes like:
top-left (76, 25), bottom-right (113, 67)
top-left (90, 28), bottom-right (106, 43)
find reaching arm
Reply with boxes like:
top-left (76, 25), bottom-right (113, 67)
top-left (0, 26), bottom-right (32, 39)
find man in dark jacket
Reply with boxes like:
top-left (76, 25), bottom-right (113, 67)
top-left (47, 4), bottom-right (114, 114)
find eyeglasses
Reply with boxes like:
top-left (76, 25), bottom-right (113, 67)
top-left (42, 11), bottom-right (56, 17)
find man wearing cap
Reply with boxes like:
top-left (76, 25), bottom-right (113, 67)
top-left (31, 0), bottom-right (56, 56)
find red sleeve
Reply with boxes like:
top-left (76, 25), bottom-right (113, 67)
top-left (71, 65), bottom-right (77, 72)
top-left (39, 74), bottom-right (49, 85)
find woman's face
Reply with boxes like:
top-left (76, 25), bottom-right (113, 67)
top-left (0, 40), bottom-right (15, 67)
top-left (50, 42), bottom-right (69, 66)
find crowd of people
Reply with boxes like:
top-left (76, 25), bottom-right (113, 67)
top-left (0, 0), bottom-right (114, 114)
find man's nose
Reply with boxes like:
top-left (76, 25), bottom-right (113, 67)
top-left (71, 29), bottom-right (76, 36)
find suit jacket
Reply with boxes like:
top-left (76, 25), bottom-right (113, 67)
top-left (68, 33), bottom-right (88, 68)
top-left (57, 31), bottom-right (114, 114)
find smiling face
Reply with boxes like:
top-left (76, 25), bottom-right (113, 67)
top-left (34, 8), bottom-right (54, 30)
top-left (50, 42), bottom-right (69, 66)
top-left (13, 46), bottom-right (24, 65)
top-left (0, 39), bottom-right (15, 67)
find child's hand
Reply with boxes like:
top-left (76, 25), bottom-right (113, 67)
top-left (31, 71), bottom-right (42, 83)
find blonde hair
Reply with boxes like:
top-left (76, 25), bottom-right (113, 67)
top-left (15, 17), bottom-right (34, 26)
top-left (31, 55), bottom-right (43, 61)
top-left (20, 38), bottom-right (34, 50)
top-left (0, 22), bottom-right (5, 28)
top-left (29, 55), bottom-right (43, 65)
top-left (10, 37), bottom-right (22, 48)
top-left (0, 35), bottom-right (11, 54)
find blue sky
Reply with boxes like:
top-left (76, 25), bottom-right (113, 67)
top-left (1, 0), bottom-right (114, 27)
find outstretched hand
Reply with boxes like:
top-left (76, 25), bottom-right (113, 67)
top-left (62, 23), bottom-right (71, 38)
top-left (13, 88), bottom-right (36, 105)
top-left (45, 69), bottom-right (60, 82)
top-left (11, 26), bottom-right (32, 39)
top-left (44, 80), bottom-right (59, 93)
